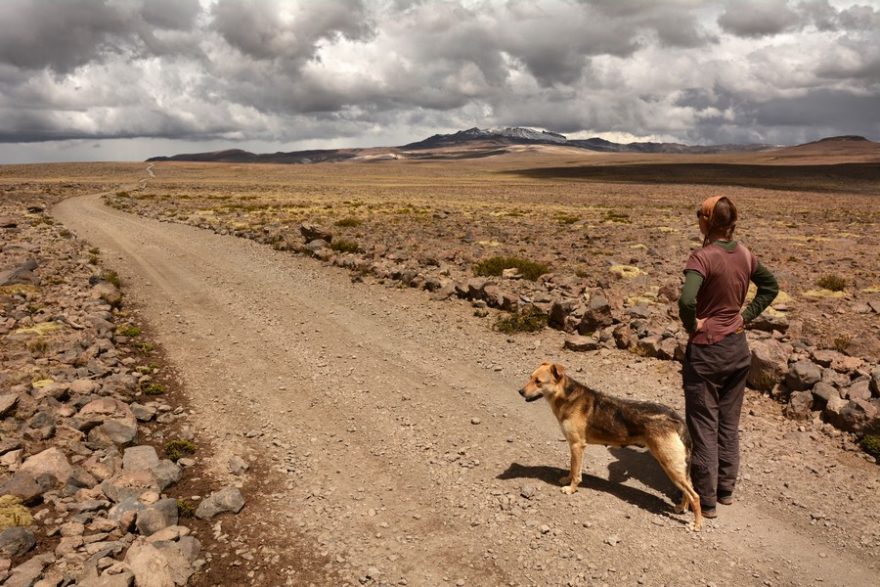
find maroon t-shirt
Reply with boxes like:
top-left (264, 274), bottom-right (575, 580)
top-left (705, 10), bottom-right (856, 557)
top-left (684, 242), bottom-right (757, 345)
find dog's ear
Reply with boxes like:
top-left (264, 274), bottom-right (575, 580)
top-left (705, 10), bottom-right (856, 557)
top-left (550, 363), bottom-right (565, 381)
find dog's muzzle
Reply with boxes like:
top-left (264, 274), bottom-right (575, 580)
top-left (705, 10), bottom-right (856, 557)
top-left (519, 388), bottom-right (541, 402)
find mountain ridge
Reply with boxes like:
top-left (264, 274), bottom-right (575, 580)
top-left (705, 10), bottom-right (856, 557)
top-left (147, 127), bottom-right (876, 164)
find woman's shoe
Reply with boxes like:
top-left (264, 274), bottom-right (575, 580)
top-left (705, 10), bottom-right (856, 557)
top-left (717, 491), bottom-right (734, 506)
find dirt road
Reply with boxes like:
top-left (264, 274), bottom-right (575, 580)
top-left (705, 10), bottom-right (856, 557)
top-left (53, 194), bottom-right (880, 587)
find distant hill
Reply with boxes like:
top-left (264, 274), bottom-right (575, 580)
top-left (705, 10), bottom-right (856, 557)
top-left (147, 127), bottom-right (878, 164)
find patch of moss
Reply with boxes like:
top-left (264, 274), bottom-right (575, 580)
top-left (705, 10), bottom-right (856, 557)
top-left (474, 256), bottom-right (549, 282)
top-left (164, 439), bottom-right (197, 462)
top-left (494, 306), bottom-right (548, 334)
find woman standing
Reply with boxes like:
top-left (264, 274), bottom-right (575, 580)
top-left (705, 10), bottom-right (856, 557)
top-left (678, 196), bottom-right (778, 518)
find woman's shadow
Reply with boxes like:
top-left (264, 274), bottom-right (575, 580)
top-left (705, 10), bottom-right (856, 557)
top-left (498, 447), bottom-right (681, 519)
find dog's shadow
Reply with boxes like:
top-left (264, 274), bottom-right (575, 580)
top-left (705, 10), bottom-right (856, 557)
top-left (498, 447), bottom-right (680, 519)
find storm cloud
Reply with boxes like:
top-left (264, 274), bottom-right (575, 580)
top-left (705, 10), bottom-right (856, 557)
top-left (0, 0), bottom-right (878, 162)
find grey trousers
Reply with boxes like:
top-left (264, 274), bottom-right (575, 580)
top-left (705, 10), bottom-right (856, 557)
top-left (682, 331), bottom-right (751, 508)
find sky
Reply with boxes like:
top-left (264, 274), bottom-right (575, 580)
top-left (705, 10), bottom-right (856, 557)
top-left (1, 0), bottom-right (879, 163)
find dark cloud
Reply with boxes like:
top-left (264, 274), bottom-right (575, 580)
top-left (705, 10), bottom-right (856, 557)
top-left (717, 0), bottom-right (800, 38)
top-left (0, 0), bottom-right (128, 72)
top-left (0, 0), bottom-right (878, 158)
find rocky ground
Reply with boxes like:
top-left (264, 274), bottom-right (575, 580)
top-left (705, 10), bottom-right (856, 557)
top-left (1, 158), bottom-right (878, 587)
top-left (0, 192), bottom-right (260, 586)
top-left (102, 159), bottom-right (880, 453)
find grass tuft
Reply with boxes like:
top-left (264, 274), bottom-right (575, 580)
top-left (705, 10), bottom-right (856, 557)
top-left (817, 274), bottom-right (846, 291)
top-left (143, 382), bottom-right (166, 395)
top-left (860, 435), bottom-right (880, 461)
top-left (330, 238), bottom-right (361, 253)
top-left (164, 439), bottom-right (197, 462)
top-left (494, 306), bottom-right (548, 334)
top-left (117, 325), bottom-right (141, 337)
top-left (474, 256), bottom-right (549, 281)
top-left (334, 217), bottom-right (362, 227)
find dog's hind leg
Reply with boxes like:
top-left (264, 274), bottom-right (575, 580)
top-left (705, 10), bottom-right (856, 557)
top-left (648, 434), bottom-right (703, 531)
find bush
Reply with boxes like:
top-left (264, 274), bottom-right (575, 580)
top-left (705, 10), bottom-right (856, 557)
top-left (494, 306), bottom-right (548, 334)
top-left (117, 325), bottom-right (141, 337)
top-left (833, 334), bottom-right (851, 353)
top-left (817, 274), bottom-right (846, 291)
top-left (164, 439), bottom-right (197, 462)
top-left (176, 498), bottom-right (196, 518)
top-left (861, 435), bottom-right (880, 461)
top-left (143, 382), bottom-right (166, 395)
top-left (102, 271), bottom-right (122, 288)
top-left (556, 213), bottom-right (580, 225)
top-left (330, 238), bottom-right (361, 253)
top-left (335, 217), bottom-right (362, 227)
top-left (474, 256), bottom-right (549, 281)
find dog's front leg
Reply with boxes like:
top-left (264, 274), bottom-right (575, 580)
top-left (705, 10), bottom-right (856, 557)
top-left (561, 441), bottom-right (586, 494)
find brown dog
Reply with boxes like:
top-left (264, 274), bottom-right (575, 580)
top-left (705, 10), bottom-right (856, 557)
top-left (518, 362), bottom-right (703, 530)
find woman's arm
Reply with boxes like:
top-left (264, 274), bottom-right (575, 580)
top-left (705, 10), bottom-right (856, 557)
top-left (678, 270), bottom-right (704, 333)
top-left (742, 263), bottom-right (779, 323)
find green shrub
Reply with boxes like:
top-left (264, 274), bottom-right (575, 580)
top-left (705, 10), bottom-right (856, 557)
top-left (334, 217), bottom-right (362, 227)
top-left (473, 256), bottom-right (549, 281)
top-left (861, 435), bottom-right (880, 461)
top-left (164, 439), bottom-right (197, 462)
top-left (102, 271), bottom-right (122, 288)
top-left (176, 498), bottom-right (196, 517)
top-left (143, 382), bottom-right (166, 395)
top-left (494, 306), bottom-right (548, 334)
top-left (817, 275), bottom-right (846, 291)
top-left (330, 238), bottom-right (361, 253)
top-left (117, 325), bottom-right (141, 337)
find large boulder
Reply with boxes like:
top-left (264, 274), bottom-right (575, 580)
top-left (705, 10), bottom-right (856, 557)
top-left (870, 367), bottom-right (880, 397)
top-left (748, 339), bottom-right (791, 392)
top-left (830, 399), bottom-right (879, 434)
top-left (785, 360), bottom-right (822, 391)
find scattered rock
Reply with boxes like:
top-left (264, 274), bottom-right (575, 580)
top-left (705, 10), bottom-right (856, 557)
top-left (564, 334), bottom-right (599, 352)
top-left (125, 540), bottom-right (175, 587)
top-left (194, 487), bottom-right (245, 520)
top-left (299, 223), bottom-right (332, 243)
top-left (784, 391), bottom-right (815, 420)
top-left (227, 456), bottom-right (249, 476)
top-left (786, 360), bottom-right (822, 392)
top-left (748, 339), bottom-right (791, 392)
top-left (0, 394), bottom-right (19, 418)
top-left (0, 527), bottom-right (36, 558)
top-left (577, 293), bottom-right (613, 334)
top-left (136, 499), bottom-right (179, 536)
